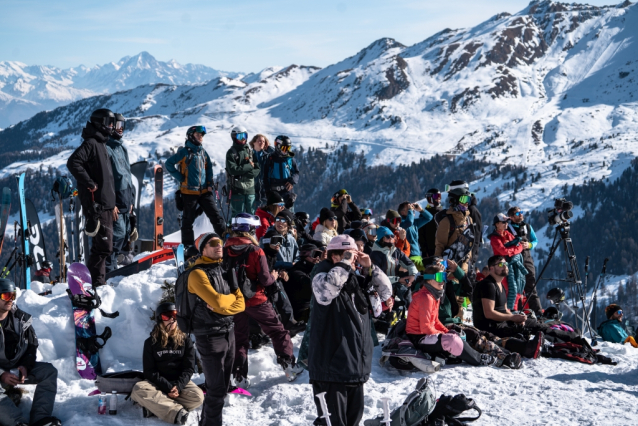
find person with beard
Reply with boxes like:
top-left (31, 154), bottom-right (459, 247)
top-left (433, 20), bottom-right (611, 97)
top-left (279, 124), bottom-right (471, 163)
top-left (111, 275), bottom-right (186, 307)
top-left (282, 243), bottom-right (324, 323)
top-left (166, 126), bottom-right (226, 247)
top-left (262, 135), bottom-right (299, 211)
top-left (418, 188), bottom-right (443, 258)
top-left (105, 113), bottom-right (136, 272)
top-left (226, 125), bottom-right (260, 216)
top-left (67, 108), bottom-right (116, 287)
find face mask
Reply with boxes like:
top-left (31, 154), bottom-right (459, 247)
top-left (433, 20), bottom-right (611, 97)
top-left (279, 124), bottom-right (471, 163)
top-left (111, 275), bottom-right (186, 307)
top-left (455, 204), bottom-right (468, 212)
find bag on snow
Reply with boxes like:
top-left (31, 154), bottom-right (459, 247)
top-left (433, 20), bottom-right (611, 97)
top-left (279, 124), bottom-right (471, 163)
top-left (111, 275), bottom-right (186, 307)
top-left (96, 370), bottom-right (144, 394)
top-left (425, 394), bottom-right (482, 426)
top-left (364, 377), bottom-right (436, 426)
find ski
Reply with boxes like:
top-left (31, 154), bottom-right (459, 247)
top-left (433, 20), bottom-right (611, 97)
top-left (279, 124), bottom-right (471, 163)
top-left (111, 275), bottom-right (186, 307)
top-left (154, 164), bottom-right (164, 250)
top-left (16, 173), bottom-right (30, 289)
top-left (105, 248), bottom-right (174, 280)
top-left (173, 244), bottom-right (185, 275)
top-left (54, 202), bottom-right (67, 282)
top-left (25, 199), bottom-right (48, 275)
top-left (130, 161), bottom-right (148, 218)
top-left (0, 188), bottom-right (11, 256)
top-left (75, 199), bottom-right (89, 265)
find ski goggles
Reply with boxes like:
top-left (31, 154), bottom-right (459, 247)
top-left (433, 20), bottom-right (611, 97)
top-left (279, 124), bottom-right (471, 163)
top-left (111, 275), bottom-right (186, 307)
top-left (235, 132), bottom-right (247, 141)
top-left (207, 239), bottom-right (223, 248)
top-left (273, 202), bottom-right (285, 207)
top-left (192, 125), bottom-right (207, 135)
top-left (115, 121), bottom-right (125, 131)
top-left (160, 310), bottom-right (178, 321)
top-left (428, 193), bottom-right (441, 201)
top-left (365, 226), bottom-right (377, 236)
top-left (458, 195), bottom-right (471, 204)
top-left (0, 291), bottom-right (16, 302)
top-left (279, 145), bottom-right (291, 153)
top-left (422, 272), bottom-right (447, 283)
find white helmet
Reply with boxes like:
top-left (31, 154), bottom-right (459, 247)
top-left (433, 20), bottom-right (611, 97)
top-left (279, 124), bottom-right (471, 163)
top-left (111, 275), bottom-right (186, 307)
top-left (231, 125), bottom-right (248, 144)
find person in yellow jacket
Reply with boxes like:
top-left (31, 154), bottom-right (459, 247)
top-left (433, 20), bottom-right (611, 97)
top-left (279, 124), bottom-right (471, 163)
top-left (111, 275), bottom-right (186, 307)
top-left (187, 232), bottom-right (245, 426)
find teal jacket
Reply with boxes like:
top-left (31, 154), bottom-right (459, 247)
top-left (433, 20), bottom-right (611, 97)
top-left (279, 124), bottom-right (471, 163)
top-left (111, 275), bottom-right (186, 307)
top-left (105, 137), bottom-right (134, 210)
top-left (165, 141), bottom-right (214, 195)
top-left (597, 319), bottom-right (629, 344)
top-left (226, 143), bottom-right (260, 195)
top-left (400, 208), bottom-right (433, 257)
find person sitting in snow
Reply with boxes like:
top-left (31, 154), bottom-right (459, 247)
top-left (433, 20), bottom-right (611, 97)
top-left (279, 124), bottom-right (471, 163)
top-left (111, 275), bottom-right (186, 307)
top-left (598, 304), bottom-right (638, 347)
top-left (0, 278), bottom-right (61, 426)
top-left (131, 302), bottom-right (204, 425)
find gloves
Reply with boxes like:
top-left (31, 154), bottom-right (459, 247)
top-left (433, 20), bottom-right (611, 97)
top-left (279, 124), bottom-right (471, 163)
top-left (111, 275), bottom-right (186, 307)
top-left (129, 228), bottom-right (139, 243)
top-left (504, 237), bottom-right (521, 248)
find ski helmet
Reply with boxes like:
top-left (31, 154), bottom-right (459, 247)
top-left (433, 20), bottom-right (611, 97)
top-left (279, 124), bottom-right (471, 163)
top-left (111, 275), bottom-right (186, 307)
top-left (349, 228), bottom-right (367, 243)
top-left (425, 188), bottom-right (441, 204)
top-left (231, 212), bottom-right (261, 233)
top-left (186, 125), bottom-right (206, 144)
top-left (231, 125), bottom-right (248, 144)
top-left (0, 278), bottom-right (16, 294)
top-left (51, 175), bottom-right (74, 200)
top-left (155, 301), bottom-right (176, 323)
top-left (295, 211), bottom-right (310, 225)
top-left (89, 108), bottom-right (116, 136)
top-left (112, 113), bottom-right (126, 140)
top-left (543, 306), bottom-right (562, 321)
top-left (546, 287), bottom-right (565, 305)
top-left (274, 135), bottom-right (291, 153)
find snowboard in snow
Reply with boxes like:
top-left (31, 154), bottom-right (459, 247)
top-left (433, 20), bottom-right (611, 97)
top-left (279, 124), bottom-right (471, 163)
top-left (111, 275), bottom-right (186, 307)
top-left (154, 165), bottom-right (164, 250)
top-left (25, 199), bottom-right (48, 273)
top-left (0, 188), bottom-right (11, 256)
top-left (105, 248), bottom-right (174, 280)
top-left (17, 173), bottom-right (30, 289)
top-left (75, 199), bottom-right (90, 265)
top-left (54, 202), bottom-right (67, 282)
top-left (130, 161), bottom-right (148, 219)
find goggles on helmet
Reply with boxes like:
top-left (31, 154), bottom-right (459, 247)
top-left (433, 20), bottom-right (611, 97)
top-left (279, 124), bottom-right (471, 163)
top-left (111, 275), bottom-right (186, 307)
top-left (458, 195), bottom-right (471, 204)
top-left (428, 193), bottom-right (441, 201)
top-left (0, 291), bottom-right (16, 302)
top-left (279, 145), bottom-right (291, 153)
top-left (422, 272), bottom-right (447, 283)
top-left (234, 132), bottom-right (248, 141)
top-left (160, 310), bottom-right (178, 321)
top-left (365, 226), bottom-right (377, 236)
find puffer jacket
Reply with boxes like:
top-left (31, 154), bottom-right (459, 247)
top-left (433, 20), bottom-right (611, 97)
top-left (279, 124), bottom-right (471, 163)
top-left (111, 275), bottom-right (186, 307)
top-left (165, 141), bottom-right (214, 195)
top-left (313, 224), bottom-right (338, 246)
top-left (369, 241), bottom-right (418, 282)
top-left (224, 237), bottom-right (275, 308)
top-left (406, 286), bottom-right (449, 336)
top-left (597, 319), bottom-right (630, 344)
top-left (226, 142), bottom-right (260, 195)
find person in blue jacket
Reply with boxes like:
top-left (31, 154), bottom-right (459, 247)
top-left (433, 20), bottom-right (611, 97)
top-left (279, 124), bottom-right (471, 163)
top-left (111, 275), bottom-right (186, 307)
top-left (398, 201), bottom-right (433, 272)
top-left (598, 304), bottom-right (637, 347)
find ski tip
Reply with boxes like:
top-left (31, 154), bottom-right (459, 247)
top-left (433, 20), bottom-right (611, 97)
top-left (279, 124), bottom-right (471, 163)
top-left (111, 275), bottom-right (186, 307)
top-left (230, 388), bottom-right (252, 396)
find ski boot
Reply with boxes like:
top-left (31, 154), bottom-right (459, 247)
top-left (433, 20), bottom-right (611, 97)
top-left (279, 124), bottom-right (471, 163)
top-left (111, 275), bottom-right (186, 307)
top-left (279, 355), bottom-right (305, 382)
top-left (522, 332), bottom-right (544, 359)
top-left (234, 374), bottom-right (251, 390)
top-left (175, 409), bottom-right (189, 425)
top-left (479, 353), bottom-right (498, 366)
top-left (142, 407), bottom-right (157, 418)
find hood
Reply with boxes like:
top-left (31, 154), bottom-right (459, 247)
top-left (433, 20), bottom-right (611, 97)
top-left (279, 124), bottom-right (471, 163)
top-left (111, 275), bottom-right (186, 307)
top-left (81, 121), bottom-right (109, 143)
top-left (225, 236), bottom-right (256, 254)
top-left (371, 240), bottom-right (393, 256)
top-left (315, 224), bottom-right (337, 235)
top-left (185, 140), bottom-right (204, 152)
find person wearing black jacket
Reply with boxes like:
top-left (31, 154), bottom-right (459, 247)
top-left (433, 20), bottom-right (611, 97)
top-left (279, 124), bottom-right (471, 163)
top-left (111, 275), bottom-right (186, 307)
top-left (418, 188), bottom-right (443, 258)
top-left (67, 109), bottom-right (116, 287)
top-left (282, 243), bottom-right (323, 323)
top-left (330, 189), bottom-right (362, 234)
top-left (131, 302), bottom-right (204, 424)
top-left (0, 279), bottom-right (60, 426)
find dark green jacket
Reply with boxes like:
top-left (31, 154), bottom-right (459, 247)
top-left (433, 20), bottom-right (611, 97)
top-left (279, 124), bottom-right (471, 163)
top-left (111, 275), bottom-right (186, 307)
top-left (226, 143), bottom-right (260, 195)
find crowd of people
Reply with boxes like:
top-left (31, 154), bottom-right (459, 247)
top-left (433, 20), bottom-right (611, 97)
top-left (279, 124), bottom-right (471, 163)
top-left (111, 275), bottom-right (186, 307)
top-left (0, 110), bottom-right (634, 426)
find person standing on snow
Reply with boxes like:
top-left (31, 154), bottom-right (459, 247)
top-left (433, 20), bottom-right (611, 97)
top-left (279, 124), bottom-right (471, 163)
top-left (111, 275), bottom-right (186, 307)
top-left (0, 279), bottom-right (61, 426)
top-left (105, 113), bottom-right (136, 272)
top-left (262, 135), bottom-right (299, 211)
top-left (418, 188), bottom-right (444, 258)
top-left (249, 134), bottom-right (275, 208)
top-left (165, 126), bottom-right (226, 247)
top-left (226, 126), bottom-right (260, 216)
top-left (67, 108), bottom-right (116, 287)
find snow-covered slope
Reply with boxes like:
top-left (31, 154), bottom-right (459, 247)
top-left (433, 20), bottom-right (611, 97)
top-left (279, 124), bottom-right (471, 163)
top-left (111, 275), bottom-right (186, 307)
top-left (0, 52), bottom-right (241, 127)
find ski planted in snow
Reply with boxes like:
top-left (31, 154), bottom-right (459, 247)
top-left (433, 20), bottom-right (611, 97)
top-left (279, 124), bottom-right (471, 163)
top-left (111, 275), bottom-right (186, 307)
top-left (105, 248), bottom-right (175, 280)
top-left (0, 188), bottom-right (11, 256)
top-left (154, 164), bottom-right (164, 250)
top-left (17, 173), bottom-right (30, 289)
top-left (54, 202), bottom-right (67, 282)
top-left (75, 199), bottom-right (90, 265)
top-left (25, 199), bottom-right (48, 276)
top-left (130, 161), bottom-right (148, 219)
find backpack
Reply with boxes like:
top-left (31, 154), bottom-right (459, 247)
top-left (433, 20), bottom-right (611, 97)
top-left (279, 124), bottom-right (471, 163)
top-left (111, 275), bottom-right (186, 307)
top-left (364, 378), bottom-right (436, 426)
top-left (426, 394), bottom-right (482, 426)
top-left (224, 245), bottom-right (259, 299)
top-left (96, 370), bottom-right (144, 394)
top-left (174, 266), bottom-right (202, 334)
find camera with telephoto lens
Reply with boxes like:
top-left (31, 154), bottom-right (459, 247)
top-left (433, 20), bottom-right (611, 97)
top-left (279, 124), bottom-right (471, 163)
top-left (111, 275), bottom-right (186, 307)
top-left (547, 198), bottom-right (574, 226)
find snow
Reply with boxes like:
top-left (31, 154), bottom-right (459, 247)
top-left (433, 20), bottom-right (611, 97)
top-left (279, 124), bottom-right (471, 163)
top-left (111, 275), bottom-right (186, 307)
top-left (11, 261), bottom-right (638, 425)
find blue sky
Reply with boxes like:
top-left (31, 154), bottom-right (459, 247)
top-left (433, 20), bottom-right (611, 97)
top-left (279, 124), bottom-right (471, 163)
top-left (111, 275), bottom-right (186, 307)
top-left (1, 0), bottom-right (616, 73)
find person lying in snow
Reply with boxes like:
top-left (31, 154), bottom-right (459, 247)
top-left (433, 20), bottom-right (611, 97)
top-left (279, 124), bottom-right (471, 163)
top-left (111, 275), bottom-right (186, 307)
top-left (598, 304), bottom-right (638, 347)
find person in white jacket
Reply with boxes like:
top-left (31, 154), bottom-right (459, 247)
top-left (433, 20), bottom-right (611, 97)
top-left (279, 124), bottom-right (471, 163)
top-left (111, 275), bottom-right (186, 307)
top-left (314, 207), bottom-right (339, 246)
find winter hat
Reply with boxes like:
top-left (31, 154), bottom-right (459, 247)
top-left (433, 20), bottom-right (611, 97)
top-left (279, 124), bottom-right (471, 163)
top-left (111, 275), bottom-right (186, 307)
top-left (349, 228), bottom-right (367, 243)
top-left (605, 304), bottom-right (622, 319)
top-left (386, 210), bottom-right (401, 220)
top-left (276, 209), bottom-right (295, 225)
top-left (376, 226), bottom-right (394, 241)
top-left (493, 213), bottom-right (509, 225)
top-left (266, 191), bottom-right (284, 206)
top-left (195, 232), bottom-right (221, 253)
top-left (319, 207), bottom-right (336, 224)
top-left (326, 234), bottom-right (356, 251)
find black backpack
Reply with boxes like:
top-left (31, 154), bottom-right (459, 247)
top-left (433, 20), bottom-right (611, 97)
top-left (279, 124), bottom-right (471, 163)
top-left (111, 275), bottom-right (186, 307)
top-left (174, 266), bottom-right (202, 334)
top-left (426, 394), bottom-right (482, 426)
top-left (224, 245), bottom-right (259, 299)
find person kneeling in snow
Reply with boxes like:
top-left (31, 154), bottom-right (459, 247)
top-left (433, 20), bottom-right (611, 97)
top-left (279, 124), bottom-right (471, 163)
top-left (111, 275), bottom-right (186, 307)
top-left (0, 279), bottom-right (60, 426)
top-left (131, 302), bottom-right (204, 425)
top-left (598, 304), bottom-right (638, 347)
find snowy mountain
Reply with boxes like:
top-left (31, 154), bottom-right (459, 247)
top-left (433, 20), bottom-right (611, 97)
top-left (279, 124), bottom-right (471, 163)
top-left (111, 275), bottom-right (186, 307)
top-left (0, 52), bottom-right (241, 127)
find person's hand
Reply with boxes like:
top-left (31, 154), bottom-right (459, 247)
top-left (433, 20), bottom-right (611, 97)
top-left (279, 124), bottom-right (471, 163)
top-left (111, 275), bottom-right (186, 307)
top-left (17, 366), bottom-right (27, 382)
top-left (112, 206), bottom-right (119, 221)
top-left (398, 228), bottom-right (407, 240)
top-left (0, 371), bottom-right (21, 386)
top-left (285, 182), bottom-right (293, 191)
top-left (385, 297), bottom-right (394, 310)
top-left (269, 244), bottom-right (281, 252)
top-left (168, 386), bottom-right (179, 399)
top-left (130, 204), bottom-right (134, 214)
top-left (356, 252), bottom-right (372, 268)
top-left (401, 276), bottom-right (415, 287)
top-left (279, 270), bottom-right (289, 282)
top-left (447, 260), bottom-right (458, 273)
top-left (345, 194), bottom-right (352, 203)
top-left (526, 242), bottom-right (533, 249)
top-left (271, 270), bottom-right (279, 280)
top-left (88, 185), bottom-right (97, 193)
top-left (207, 186), bottom-right (213, 193)
top-left (413, 203), bottom-right (424, 212)
top-left (511, 313), bottom-right (527, 324)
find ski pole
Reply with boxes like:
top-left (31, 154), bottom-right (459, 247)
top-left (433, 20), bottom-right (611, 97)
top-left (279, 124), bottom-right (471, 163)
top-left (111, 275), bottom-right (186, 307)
top-left (380, 398), bottom-right (392, 426)
top-left (315, 392), bottom-right (332, 426)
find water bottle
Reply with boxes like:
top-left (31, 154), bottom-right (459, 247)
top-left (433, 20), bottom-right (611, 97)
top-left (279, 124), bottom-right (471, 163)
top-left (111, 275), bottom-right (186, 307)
top-left (98, 392), bottom-right (107, 415)
top-left (109, 391), bottom-right (117, 415)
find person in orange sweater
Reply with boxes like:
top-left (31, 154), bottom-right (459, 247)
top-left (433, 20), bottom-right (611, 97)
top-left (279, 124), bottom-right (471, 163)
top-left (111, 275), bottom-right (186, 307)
top-left (406, 263), bottom-right (496, 366)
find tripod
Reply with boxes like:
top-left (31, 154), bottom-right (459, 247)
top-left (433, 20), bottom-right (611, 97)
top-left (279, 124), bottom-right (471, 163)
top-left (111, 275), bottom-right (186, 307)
top-left (525, 221), bottom-right (593, 338)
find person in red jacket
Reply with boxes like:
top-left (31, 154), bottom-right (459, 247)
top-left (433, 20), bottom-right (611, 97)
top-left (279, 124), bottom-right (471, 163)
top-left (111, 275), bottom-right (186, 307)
top-left (254, 191), bottom-right (285, 240)
top-left (221, 214), bottom-right (303, 389)
top-left (406, 263), bottom-right (495, 366)
top-left (488, 213), bottom-right (523, 258)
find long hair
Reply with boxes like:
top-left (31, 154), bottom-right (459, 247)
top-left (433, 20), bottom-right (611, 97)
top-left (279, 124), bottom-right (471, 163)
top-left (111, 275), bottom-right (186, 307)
top-left (150, 321), bottom-right (187, 349)
top-left (231, 231), bottom-right (259, 246)
top-left (249, 134), bottom-right (270, 150)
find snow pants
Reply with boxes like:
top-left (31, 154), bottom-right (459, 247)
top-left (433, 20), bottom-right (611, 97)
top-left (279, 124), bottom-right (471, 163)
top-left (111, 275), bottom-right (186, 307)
top-left (312, 381), bottom-right (364, 426)
top-left (131, 380), bottom-right (204, 423)
top-left (487, 318), bottom-right (579, 342)
top-left (87, 209), bottom-right (113, 287)
top-left (195, 330), bottom-right (234, 426)
top-left (181, 192), bottom-right (227, 247)
top-left (230, 193), bottom-right (256, 217)
top-left (411, 333), bottom-right (483, 366)
top-left (233, 301), bottom-right (293, 378)
top-left (0, 362), bottom-right (58, 425)
top-left (105, 211), bottom-right (130, 273)
top-left (521, 250), bottom-right (542, 313)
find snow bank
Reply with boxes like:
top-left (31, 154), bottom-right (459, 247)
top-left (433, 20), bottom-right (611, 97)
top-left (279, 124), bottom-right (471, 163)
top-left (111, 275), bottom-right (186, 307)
top-left (11, 262), bottom-right (638, 425)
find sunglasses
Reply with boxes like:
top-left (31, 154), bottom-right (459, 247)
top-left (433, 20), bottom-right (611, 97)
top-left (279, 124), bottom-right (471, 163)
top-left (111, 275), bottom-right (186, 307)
top-left (235, 132), bottom-right (247, 141)
top-left (328, 217), bottom-right (337, 221)
top-left (273, 202), bottom-right (285, 207)
top-left (422, 272), bottom-right (447, 283)
top-left (458, 195), bottom-right (471, 204)
top-left (275, 217), bottom-right (289, 223)
top-left (514, 211), bottom-right (524, 217)
top-left (616, 310), bottom-right (623, 316)
top-left (0, 291), bottom-right (16, 302)
top-left (160, 310), bottom-right (178, 321)
top-left (207, 239), bottom-right (223, 248)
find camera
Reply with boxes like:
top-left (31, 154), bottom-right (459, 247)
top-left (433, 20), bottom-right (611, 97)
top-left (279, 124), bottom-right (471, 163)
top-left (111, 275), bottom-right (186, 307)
top-left (547, 198), bottom-right (574, 226)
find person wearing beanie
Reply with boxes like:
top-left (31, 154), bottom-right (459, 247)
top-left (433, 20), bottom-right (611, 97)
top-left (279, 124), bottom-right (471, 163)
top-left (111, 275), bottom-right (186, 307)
top-left (598, 304), bottom-right (637, 347)
top-left (398, 201), bottom-right (433, 272)
top-left (255, 191), bottom-right (285, 240)
top-left (226, 125), bottom-right (260, 216)
top-left (314, 207), bottom-right (339, 246)
top-left (380, 210), bottom-right (411, 257)
top-left (330, 189), bottom-right (362, 234)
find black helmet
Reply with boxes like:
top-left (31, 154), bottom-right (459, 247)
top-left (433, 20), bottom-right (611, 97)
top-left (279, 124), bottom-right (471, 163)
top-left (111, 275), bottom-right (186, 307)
top-left (448, 187), bottom-right (471, 197)
top-left (295, 211), bottom-right (310, 223)
top-left (274, 135), bottom-right (292, 153)
top-left (349, 228), bottom-right (367, 243)
top-left (155, 301), bottom-right (176, 322)
top-left (186, 125), bottom-right (206, 144)
top-left (546, 288), bottom-right (566, 305)
top-left (0, 278), bottom-right (16, 293)
top-left (543, 306), bottom-right (562, 321)
top-left (90, 108), bottom-right (116, 136)
top-left (426, 188), bottom-right (440, 196)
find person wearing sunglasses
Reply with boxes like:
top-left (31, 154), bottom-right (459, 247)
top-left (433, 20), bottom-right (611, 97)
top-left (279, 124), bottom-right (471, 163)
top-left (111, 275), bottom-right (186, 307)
top-left (398, 201), bottom-right (433, 272)
top-left (380, 210), bottom-right (411, 257)
top-left (418, 188), bottom-right (444, 258)
top-left (166, 125), bottom-right (227, 247)
top-left (67, 108), bottom-right (118, 287)
top-left (488, 213), bottom-right (526, 310)
top-left (226, 125), bottom-right (260, 216)
top-left (132, 302), bottom-right (204, 424)
top-left (507, 206), bottom-right (542, 315)
top-left (249, 134), bottom-right (275, 207)
top-left (314, 207), bottom-right (340, 246)
top-left (597, 304), bottom-right (638, 347)
top-left (406, 263), bottom-right (497, 367)
top-left (255, 191), bottom-right (286, 240)
top-left (330, 189), bottom-right (363, 234)
top-left (262, 135), bottom-right (299, 211)
top-left (0, 278), bottom-right (61, 426)
top-left (293, 211), bottom-right (314, 246)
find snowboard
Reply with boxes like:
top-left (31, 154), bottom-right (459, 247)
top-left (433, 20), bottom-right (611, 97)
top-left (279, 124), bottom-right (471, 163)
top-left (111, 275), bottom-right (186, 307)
top-left (130, 161), bottom-right (148, 219)
top-left (25, 199), bottom-right (48, 273)
top-left (75, 199), bottom-right (90, 264)
top-left (0, 188), bottom-right (11, 256)
top-left (54, 202), bottom-right (67, 282)
top-left (154, 165), bottom-right (164, 250)
top-left (17, 173), bottom-right (30, 289)
top-left (173, 244), bottom-right (185, 275)
top-left (104, 248), bottom-right (174, 280)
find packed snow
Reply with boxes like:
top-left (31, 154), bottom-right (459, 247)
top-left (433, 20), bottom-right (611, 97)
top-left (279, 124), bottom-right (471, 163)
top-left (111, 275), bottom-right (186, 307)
top-left (10, 261), bottom-right (638, 425)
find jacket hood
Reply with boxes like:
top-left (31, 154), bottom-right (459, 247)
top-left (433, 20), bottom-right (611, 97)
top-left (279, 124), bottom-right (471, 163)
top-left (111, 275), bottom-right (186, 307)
top-left (185, 140), bottom-right (203, 152)
top-left (225, 236), bottom-right (256, 254)
top-left (315, 224), bottom-right (337, 235)
top-left (371, 241), bottom-right (394, 256)
top-left (81, 121), bottom-right (109, 143)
